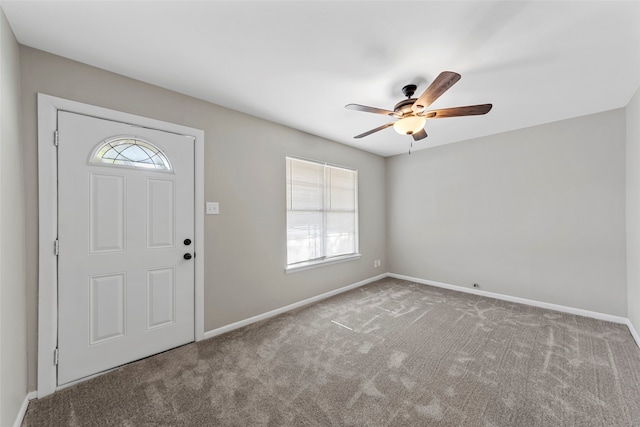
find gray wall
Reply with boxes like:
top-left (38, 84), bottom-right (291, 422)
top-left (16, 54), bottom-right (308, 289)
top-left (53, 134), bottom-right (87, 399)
top-left (19, 47), bottom-right (387, 391)
top-left (386, 110), bottom-right (627, 316)
top-left (0, 8), bottom-right (27, 426)
top-left (627, 87), bottom-right (640, 334)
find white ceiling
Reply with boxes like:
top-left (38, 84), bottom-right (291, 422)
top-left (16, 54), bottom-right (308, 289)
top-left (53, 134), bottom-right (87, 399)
top-left (3, 1), bottom-right (639, 157)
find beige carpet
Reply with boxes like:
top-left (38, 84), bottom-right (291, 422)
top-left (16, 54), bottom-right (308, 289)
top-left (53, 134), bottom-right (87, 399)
top-left (23, 278), bottom-right (640, 426)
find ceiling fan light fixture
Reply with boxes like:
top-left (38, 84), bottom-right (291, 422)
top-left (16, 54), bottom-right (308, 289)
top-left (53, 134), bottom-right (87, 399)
top-left (346, 71), bottom-right (491, 141)
top-left (393, 116), bottom-right (426, 135)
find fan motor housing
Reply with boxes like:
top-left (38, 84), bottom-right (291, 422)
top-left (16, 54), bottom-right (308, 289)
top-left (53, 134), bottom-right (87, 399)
top-left (394, 98), bottom-right (417, 116)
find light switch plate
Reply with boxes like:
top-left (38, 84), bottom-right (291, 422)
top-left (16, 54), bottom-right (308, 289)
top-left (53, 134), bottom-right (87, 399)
top-left (206, 202), bottom-right (219, 215)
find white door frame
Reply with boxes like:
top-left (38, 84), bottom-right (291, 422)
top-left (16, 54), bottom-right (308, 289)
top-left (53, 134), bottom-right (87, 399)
top-left (37, 93), bottom-right (205, 398)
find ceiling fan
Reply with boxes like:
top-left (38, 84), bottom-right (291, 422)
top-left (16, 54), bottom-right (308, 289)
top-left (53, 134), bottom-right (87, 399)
top-left (345, 71), bottom-right (492, 141)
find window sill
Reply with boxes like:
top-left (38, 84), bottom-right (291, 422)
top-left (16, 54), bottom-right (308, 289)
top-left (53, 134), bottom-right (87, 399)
top-left (285, 254), bottom-right (362, 274)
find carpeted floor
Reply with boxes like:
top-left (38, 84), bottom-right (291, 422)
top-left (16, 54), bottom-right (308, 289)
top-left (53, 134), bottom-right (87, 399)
top-left (23, 278), bottom-right (640, 426)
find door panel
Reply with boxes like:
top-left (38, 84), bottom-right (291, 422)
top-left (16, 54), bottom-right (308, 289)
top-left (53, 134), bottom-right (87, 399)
top-left (147, 267), bottom-right (176, 329)
top-left (147, 178), bottom-right (175, 249)
top-left (89, 173), bottom-right (126, 253)
top-left (57, 111), bottom-right (195, 385)
top-left (89, 273), bottom-right (126, 344)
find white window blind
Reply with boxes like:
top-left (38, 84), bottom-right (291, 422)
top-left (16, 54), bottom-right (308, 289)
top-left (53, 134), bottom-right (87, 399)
top-left (286, 157), bottom-right (358, 267)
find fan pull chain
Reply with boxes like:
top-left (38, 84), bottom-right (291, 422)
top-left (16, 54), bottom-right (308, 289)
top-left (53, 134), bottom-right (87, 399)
top-left (409, 141), bottom-right (412, 155)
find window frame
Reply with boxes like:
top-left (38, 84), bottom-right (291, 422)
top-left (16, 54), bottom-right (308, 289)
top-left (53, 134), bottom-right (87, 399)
top-left (285, 156), bottom-right (361, 273)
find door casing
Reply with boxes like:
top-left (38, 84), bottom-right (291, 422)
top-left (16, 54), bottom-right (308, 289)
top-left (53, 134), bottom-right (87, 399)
top-left (37, 94), bottom-right (205, 398)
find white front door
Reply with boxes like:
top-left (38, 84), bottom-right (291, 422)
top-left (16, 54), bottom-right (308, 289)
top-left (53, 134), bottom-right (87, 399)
top-left (57, 111), bottom-right (195, 385)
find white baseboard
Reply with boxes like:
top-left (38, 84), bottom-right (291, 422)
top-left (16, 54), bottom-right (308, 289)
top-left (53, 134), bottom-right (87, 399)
top-left (203, 272), bottom-right (640, 349)
top-left (388, 273), bottom-right (629, 324)
top-left (626, 319), bottom-right (640, 348)
top-left (13, 391), bottom-right (37, 427)
top-left (203, 273), bottom-right (388, 340)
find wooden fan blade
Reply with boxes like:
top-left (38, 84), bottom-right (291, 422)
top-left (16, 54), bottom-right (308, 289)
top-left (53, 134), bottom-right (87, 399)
top-left (346, 103), bottom-right (400, 117)
top-left (422, 104), bottom-right (493, 119)
top-left (412, 129), bottom-right (428, 141)
top-left (411, 71), bottom-right (461, 114)
top-left (354, 122), bottom-right (395, 139)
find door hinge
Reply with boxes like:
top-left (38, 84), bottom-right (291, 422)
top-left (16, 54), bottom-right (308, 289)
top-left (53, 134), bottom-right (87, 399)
top-left (53, 348), bottom-right (59, 366)
top-left (54, 239), bottom-right (59, 256)
top-left (54, 130), bottom-right (59, 147)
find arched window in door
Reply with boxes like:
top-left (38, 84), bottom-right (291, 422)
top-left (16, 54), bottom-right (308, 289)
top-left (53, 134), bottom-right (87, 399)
top-left (91, 137), bottom-right (172, 171)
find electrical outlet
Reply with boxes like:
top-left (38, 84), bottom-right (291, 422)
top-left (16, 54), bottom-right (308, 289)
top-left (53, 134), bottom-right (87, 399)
top-left (374, 259), bottom-right (381, 268)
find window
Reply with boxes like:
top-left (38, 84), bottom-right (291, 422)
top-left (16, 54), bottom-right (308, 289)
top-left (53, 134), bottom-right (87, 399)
top-left (91, 137), bottom-right (172, 171)
top-left (286, 156), bottom-right (359, 270)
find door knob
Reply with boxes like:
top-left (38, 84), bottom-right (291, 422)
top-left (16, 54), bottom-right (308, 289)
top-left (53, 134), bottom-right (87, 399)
top-left (184, 238), bottom-right (192, 246)
top-left (183, 253), bottom-right (192, 260)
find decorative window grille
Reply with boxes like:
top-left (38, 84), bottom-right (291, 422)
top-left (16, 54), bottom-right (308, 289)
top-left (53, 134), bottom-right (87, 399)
top-left (91, 138), bottom-right (172, 171)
